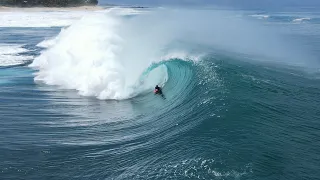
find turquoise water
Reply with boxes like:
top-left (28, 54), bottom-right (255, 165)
top-left (1, 8), bottom-right (320, 180)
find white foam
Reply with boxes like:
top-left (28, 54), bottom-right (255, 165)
top-left (105, 7), bottom-right (148, 15)
top-left (250, 14), bottom-right (270, 19)
top-left (30, 11), bottom-right (170, 100)
top-left (0, 11), bottom-right (98, 27)
top-left (36, 35), bottom-right (60, 48)
top-left (160, 51), bottom-right (203, 62)
top-left (0, 8), bottom-right (146, 28)
top-left (0, 44), bottom-right (33, 66)
top-left (293, 17), bottom-right (311, 23)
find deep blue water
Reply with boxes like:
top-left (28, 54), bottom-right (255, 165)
top-left (1, 7), bottom-right (320, 180)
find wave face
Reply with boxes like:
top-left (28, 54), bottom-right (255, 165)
top-left (30, 8), bottom-right (313, 100)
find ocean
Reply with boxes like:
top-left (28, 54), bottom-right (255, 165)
top-left (0, 7), bottom-right (320, 180)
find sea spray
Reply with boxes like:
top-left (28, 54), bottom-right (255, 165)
top-left (30, 8), bottom-right (313, 99)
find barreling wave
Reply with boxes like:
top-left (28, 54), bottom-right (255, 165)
top-left (29, 8), bottom-right (313, 100)
top-left (1, 7), bottom-right (319, 180)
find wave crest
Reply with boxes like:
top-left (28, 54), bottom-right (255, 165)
top-left (29, 11), bottom-right (191, 99)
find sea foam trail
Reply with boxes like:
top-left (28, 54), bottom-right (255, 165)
top-left (30, 8), bottom-right (313, 100)
top-left (0, 44), bottom-right (33, 66)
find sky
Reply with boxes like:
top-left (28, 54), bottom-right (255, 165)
top-left (99, 0), bottom-right (320, 10)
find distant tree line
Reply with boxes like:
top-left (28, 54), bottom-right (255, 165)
top-left (0, 0), bottom-right (98, 7)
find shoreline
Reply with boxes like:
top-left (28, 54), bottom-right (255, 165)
top-left (0, 5), bottom-right (107, 12)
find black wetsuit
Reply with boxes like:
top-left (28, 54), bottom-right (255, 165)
top-left (155, 86), bottom-right (162, 94)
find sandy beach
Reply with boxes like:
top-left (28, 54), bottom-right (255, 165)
top-left (0, 5), bottom-right (106, 12)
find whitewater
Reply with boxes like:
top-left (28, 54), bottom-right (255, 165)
top-left (28, 8), bottom-right (314, 100)
top-left (1, 6), bottom-right (320, 180)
